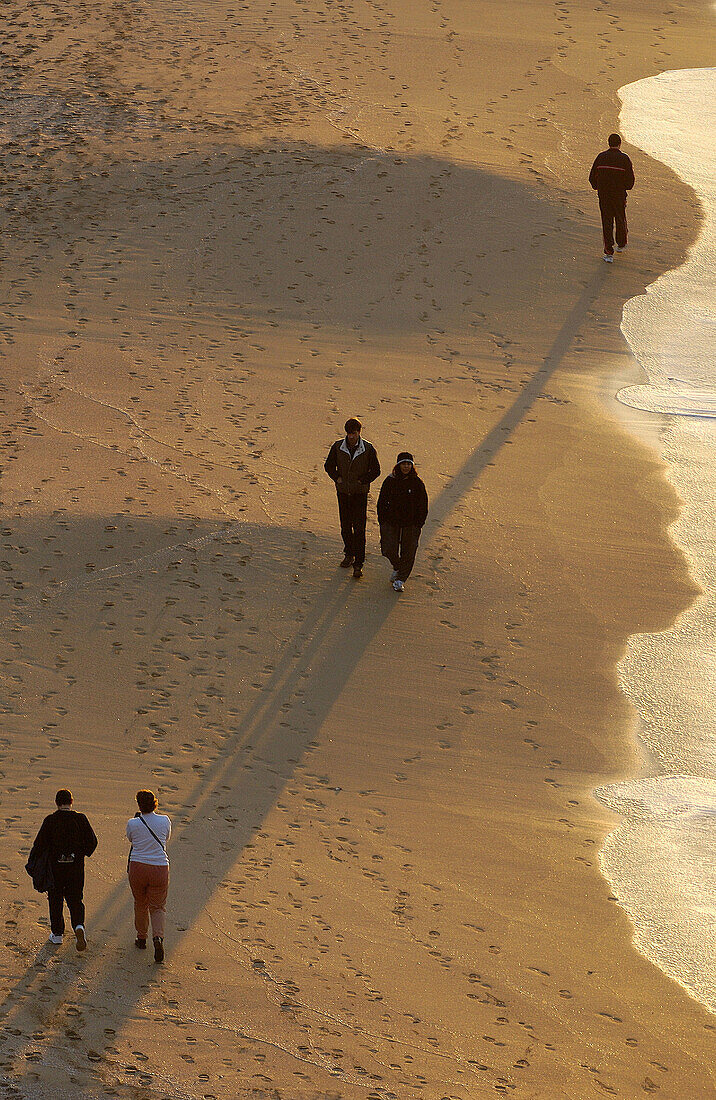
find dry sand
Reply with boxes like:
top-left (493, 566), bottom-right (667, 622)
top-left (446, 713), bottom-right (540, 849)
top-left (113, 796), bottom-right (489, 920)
top-left (0, 1), bottom-right (714, 1097)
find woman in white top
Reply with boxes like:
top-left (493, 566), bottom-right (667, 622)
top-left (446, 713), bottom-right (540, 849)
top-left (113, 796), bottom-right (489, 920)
top-left (126, 790), bottom-right (171, 962)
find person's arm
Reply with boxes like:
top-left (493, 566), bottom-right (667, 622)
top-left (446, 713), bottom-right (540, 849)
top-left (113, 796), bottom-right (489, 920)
top-left (625, 156), bottom-right (635, 190)
top-left (81, 815), bottom-right (98, 858)
top-left (416, 481), bottom-right (429, 527)
top-left (364, 445), bottom-right (381, 485)
top-left (377, 477), bottom-right (391, 524)
top-left (28, 816), bottom-right (51, 862)
top-left (324, 441), bottom-right (339, 481)
top-left (588, 154), bottom-right (601, 190)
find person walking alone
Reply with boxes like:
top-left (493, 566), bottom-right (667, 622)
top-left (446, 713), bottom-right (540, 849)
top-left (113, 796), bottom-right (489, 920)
top-left (324, 418), bottom-right (380, 579)
top-left (377, 452), bottom-right (428, 593)
top-left (127, 790), bottom-right (171, 963)
top-left (27, 789), bottom-right (97, 950)
top-left (589, 133), bottom-right (635, 262)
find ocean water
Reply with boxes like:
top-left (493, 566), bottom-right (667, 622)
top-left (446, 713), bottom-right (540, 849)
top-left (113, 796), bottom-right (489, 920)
top-left (594, 68), bottom-right (716, 1012)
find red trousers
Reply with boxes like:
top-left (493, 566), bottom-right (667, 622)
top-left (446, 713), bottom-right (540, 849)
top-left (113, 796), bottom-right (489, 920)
top-left (128, 861), bottom-right (169, 938)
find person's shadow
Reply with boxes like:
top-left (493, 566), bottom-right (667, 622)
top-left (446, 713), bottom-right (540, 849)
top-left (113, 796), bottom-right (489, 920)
top-left (3, 136), bottom-right (663, 1092)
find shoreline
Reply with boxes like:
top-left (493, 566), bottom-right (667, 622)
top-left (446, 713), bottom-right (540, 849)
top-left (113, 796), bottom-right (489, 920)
top-left (595, 65), bottom-right (716, 1014)
top-left (1, 2), bottom-right (715, 1097)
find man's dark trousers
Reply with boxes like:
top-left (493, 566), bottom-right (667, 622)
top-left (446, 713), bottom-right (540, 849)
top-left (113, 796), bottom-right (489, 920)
top-left (48, 862), bottom-right (85, 935)
top-left (380, 524), bottom-right (421, 581)
top-left (599, 192), bottom-right (628, 255)
top-left (337, 493), bottom-right (368, 568)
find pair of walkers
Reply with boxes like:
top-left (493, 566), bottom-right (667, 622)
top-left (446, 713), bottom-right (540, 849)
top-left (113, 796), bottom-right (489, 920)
top-left (324, 418), bottom-right (428, 592)
top-left (26, 788), bottom-right (171, 964)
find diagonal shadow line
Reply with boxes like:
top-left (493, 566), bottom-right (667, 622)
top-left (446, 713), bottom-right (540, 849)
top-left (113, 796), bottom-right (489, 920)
top-left (163, 268), bottom-right (609, 808)
top-left (6, 266), bottom-right (607, 1083)
top-left (2, 567), bottom-right (373, 1035)
top-left (4, 572), bottom-right (356, 1019)
top-left (427, 267), bottom-right (607, 529)
top-left (158, 266), bottom-right (612, 814)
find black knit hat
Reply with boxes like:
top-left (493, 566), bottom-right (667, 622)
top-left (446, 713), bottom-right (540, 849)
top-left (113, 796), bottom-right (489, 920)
top-left (397, 452), bottom-right (414, 464)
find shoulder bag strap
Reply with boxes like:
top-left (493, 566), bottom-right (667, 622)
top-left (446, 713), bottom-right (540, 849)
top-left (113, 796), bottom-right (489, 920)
top-left (138, 816), bottom-right (166, 852)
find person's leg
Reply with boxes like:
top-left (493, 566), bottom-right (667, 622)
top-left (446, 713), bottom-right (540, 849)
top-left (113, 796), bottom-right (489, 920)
top-left (598, 193), bottom-right (614, 254)
top-left (380, 523), bottom-right (400, 569)
top-left (65, 866), bottom-right (84, 929)
top-left (615, 198), bottom-right (628, 249)
top-left (129, 862), bottom-right (150, 938)
top-left (397, 526), bottom-right (421, 581)
top-left (65, 865), bottom-right (85, 931)
top-left (146, 865), bottom-right (169, 940)
top-left (336, 493), bottom-right (354, 560)
top-left (351, 495), bottom-right (368, 569)
top-left (48, 882), bottom-right (65, 937)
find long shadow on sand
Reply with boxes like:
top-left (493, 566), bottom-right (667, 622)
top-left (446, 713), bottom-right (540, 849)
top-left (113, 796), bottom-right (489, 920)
top-left (3, 141), bottom-right (608, 346)
top-left (0, 263), bottom-right (623, 1095)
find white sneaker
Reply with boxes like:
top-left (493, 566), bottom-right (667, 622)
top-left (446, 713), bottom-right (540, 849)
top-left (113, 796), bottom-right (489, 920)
top-left (392, 579), bottom-right (404, 592)
top-left (603, 254), bottom-right (614, 263)
top-left (74, 925), bottom-right (87, 951)
top-left (616, 245), bottom-right (626, 252)
top-left (390, 569), bottom-right (398, 582)
top-left (49, 933), bottom-right (63, 945)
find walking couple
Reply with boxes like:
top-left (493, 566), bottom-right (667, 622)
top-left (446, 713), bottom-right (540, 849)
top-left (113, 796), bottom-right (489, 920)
top-left (27, 788), bottom-right (171, 964)
top-left (324, 418), bottom-right (428, 593)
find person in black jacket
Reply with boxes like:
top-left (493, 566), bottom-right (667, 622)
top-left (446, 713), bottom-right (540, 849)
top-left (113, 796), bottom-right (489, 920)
top-left (377, 452), bottom-right (428, 592)
top-left (324, 418), bottom-right (381, 579)
top-left (589, 133), bottom-right (635, 261)
top-left (28, 789), bottom-right (97, 950)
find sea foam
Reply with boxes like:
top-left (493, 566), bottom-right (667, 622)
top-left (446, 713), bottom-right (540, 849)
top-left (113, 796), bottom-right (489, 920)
top-left (595, 68), bottom-right (716, 1012)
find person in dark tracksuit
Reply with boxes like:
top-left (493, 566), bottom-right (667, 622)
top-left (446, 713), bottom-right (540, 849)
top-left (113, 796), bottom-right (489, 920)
top-left (589, 133), bottom-right (635, 262)
top-left (324, 418), bottom-right (380, 579)
top-left (28, 789), bottom-right (97, 950)
top-left (377, 452), bottom-right (428, 593)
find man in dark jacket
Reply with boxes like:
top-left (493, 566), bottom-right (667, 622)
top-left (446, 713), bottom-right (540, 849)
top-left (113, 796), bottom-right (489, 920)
top-left (28, 789), bottom-right (97, 950)
top-left (377, 452), bottom-right (429, 592)
top-left (324, 418), bottom-right (380, 578)
top-left (589, 133), bottom-right (635, 261)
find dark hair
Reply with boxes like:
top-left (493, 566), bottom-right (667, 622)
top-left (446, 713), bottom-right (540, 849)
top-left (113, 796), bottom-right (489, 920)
top-left (344, 417), bottom-right (361, 433)
top-left (136, 789), bottom-right (158, 813)
top-left (392, 462), bottom-right (419, 478)
top-left (608, 133), bottom-right (621, 147)
top-left (55, 789), bottom-right (73, 806)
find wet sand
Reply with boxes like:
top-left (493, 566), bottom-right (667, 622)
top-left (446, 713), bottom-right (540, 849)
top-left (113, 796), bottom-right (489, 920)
top-left (1, 1), bottom-right (715, 1097)
top-left (597, 65), bottom-right (716, 1015)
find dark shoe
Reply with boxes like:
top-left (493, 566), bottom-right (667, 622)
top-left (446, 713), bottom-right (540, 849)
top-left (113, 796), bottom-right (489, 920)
top-left (340, 555), bottom-right (354, 568)
top-left (352, 565), bottom-right (363, 579)
top-left (153, 936), bottom-right (164, 963)
top-left (74, 925), bottom-right (87, 952)
top-left (135, 937), bottom-right (147, 950)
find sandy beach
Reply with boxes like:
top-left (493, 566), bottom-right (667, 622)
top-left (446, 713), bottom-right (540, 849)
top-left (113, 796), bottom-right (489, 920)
top-left (0, 1), bottom-right (714, 1098)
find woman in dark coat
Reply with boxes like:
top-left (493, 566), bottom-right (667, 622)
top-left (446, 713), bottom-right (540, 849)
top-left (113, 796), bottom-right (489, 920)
top-left (377, 452), bottom-right (428, 592)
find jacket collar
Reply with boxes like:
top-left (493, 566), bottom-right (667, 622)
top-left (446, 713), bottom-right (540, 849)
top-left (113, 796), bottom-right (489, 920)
top-left (339, 436), bottom-right (366, 458)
